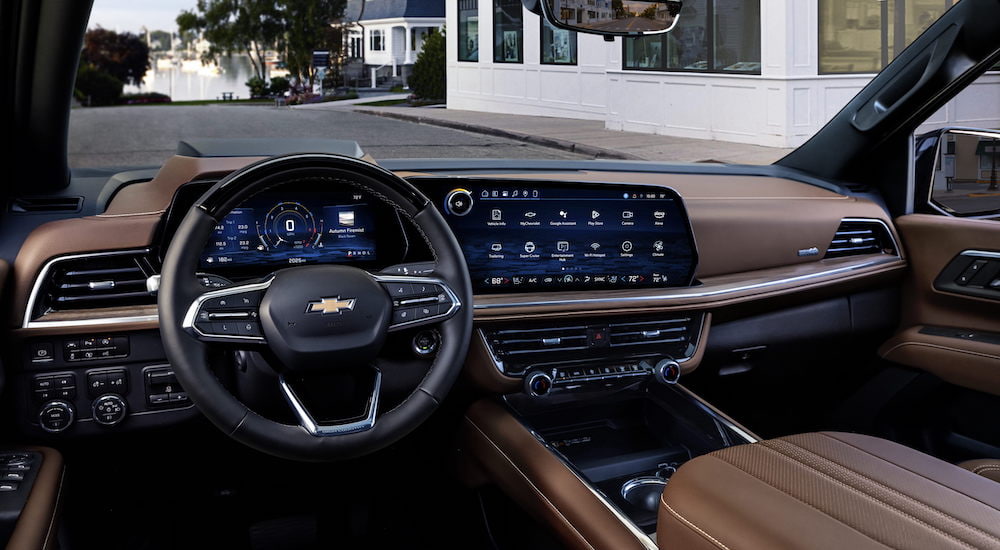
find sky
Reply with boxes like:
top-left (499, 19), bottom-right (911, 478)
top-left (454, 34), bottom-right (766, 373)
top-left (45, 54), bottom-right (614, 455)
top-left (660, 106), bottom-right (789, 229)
top-left (87, 0), bottom-right (197, 34)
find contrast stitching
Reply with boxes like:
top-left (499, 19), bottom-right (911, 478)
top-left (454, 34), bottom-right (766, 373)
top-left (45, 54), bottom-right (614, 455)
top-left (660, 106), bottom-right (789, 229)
top-left (820, 433), bottom-right (1000, 511)
top-left (744, 443), bottom-right (980, 550)
top-left (464, 417), bottom-right (597, 550)
top-left (702, 455), bottom-right (898, 550)
top-left (659, 498), bottom-right (731, 550)
top-left (772, 439), bottom-right (1000, 544)
top-left (972, 466), bottom-right (1000, 475)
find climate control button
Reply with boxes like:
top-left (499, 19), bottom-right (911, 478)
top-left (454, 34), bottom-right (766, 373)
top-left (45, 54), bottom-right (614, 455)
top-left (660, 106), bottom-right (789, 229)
top-left (38, 401), bottom-right (75, 433)
top-left (92, 394), bottom-right (127, 426)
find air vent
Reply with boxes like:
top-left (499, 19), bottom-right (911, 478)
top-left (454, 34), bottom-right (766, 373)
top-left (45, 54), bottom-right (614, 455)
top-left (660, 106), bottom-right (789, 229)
top-left (31, 251), bottom-right (157, 319)
top-left (824, 220), bottom-right (897, 259)
top-left (10, 196), bottom-right (83, 213)
top-left (482, 314), bottom-right (701, 376)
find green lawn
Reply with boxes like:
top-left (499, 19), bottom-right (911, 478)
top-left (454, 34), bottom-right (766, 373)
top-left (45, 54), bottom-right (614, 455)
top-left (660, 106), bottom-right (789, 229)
top-left (117, 98), bottom-right (274, 107)
top-left (356, 98), bottom-right (409, 107)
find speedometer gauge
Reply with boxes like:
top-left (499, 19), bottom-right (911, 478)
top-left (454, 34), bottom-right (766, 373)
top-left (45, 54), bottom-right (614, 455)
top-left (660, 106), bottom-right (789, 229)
top-left (258, 202), bottom-right (323, 250)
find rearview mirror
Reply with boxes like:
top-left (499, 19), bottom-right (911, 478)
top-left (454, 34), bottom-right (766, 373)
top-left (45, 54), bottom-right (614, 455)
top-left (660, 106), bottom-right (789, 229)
top-left (926, 129), bottom-right (1000, 218)
top-left (540, 0), bottom-right (682, 36)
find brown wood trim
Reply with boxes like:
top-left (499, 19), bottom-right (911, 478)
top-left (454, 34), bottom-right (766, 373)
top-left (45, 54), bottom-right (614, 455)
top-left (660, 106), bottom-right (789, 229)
top-left (6, 446), bottom-right (64, 550)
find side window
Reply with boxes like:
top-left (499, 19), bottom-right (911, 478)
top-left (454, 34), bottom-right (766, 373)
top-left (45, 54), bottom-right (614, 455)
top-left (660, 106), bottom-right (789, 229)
top-left (928, 131), bottom-right (1000, 218)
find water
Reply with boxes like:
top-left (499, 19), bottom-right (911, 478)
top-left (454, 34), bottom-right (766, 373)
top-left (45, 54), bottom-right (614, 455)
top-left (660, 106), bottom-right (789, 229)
top-left (126, 54), bottom-right (256, 101)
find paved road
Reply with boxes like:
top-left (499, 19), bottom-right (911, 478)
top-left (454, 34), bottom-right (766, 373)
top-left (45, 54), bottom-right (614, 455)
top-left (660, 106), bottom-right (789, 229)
top-left (68, 104), bottom-right (588, 169)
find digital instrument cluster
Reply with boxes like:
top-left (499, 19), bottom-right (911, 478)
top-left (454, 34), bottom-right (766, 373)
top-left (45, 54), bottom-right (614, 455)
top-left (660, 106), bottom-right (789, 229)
top-left (424, 180), bottom-right (698, 293)
top-left (199, 191), bottom-right (378, 269)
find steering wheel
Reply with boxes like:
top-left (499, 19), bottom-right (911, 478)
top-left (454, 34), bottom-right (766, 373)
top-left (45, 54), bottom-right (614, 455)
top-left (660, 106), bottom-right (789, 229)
top-left (158, 154), bottom-right (473, 461)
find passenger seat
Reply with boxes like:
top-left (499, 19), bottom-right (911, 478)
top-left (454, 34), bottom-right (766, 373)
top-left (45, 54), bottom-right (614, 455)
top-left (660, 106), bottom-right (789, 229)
top-left (658, 432), bottom-right (1000, 550)
top-left (959, 458), bottom-right (1000, 483)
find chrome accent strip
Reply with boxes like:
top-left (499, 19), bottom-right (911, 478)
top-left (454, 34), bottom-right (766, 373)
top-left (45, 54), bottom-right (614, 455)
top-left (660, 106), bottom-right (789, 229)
top-left (373, 274), bottom-right (462, 331)
top-left (181, 278), bottom-right (272, 344)
top-left (23, 249), bottom-right (154, 329)
top-left (472, 256), bottom-right (901, 310)
top-left (279, 369), bottom-right (381, 436)
top-left (671, 384), bottom-right (758, 444)
top-left (620, 476), bottom-right (667, 500)
top-left (961, 250), bottom-right (1000, 260)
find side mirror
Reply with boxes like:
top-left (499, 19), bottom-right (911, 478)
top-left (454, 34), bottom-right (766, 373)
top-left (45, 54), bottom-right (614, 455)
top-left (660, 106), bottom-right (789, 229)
top-left (529, 0), bottom-right (682, 36)
top-left (918, 128), bottom-right (1000, 218)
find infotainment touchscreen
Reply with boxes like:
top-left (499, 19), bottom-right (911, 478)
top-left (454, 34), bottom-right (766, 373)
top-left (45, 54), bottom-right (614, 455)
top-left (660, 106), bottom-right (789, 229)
top-left (425, 180), bottom-right (697, 293)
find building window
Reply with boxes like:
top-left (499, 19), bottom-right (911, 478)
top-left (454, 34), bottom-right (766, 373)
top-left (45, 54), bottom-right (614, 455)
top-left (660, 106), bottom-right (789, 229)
top-left (622, 0), bottom-right (760, 74)
top-left (369, 29), bottom-right (385, 52)
top-left (349, 34), bottom-right (363, 59)
top-left (494, 0), bottom-right (523, 63)
top-left (459, 0), bottom-right (479, 61)
top-left (541, 19), bottom-right (577, 65)
top-left (819, 0), bottom-right (955, 74)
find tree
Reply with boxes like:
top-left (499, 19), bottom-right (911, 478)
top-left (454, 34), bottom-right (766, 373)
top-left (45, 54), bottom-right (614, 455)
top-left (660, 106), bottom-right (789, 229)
top-left (278, 0), bottom-right (345, 88)
top-left (177, 0), bottom-right (347, 87)
top-left (639, 5), bottom-right (658, 19)
top-left (80, 28), bottom-right (151, 86)
top-left (409, 29), bottom-right (445, 101)
top-left (75, 65), bottom-right (124, 106)
top-left (177, 0), bottom-right (283, 82)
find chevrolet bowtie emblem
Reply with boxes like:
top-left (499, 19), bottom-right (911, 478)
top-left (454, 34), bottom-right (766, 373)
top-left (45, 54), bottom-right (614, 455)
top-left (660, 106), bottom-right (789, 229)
top-left (305, 297), bottom-right (357, 315)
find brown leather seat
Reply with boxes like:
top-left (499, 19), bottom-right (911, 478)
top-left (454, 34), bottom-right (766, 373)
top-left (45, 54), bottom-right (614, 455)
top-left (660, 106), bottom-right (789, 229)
top-left (658, 432), bottom-right (1000, 550)
top-left (959, 458), bottom-right (1000, 484)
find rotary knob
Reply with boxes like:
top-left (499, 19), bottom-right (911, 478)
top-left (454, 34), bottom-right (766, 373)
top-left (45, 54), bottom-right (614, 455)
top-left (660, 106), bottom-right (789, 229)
top-left (38, 401), bottom-right (75, 433)
top-left (653, 358), bottom-right (681, 385)
top-left (92, 394), bottom-right (128, 426)
top-left (444, 189), bottom-right (474, 216)
top-left (524, 371), bottom-right (554, 397)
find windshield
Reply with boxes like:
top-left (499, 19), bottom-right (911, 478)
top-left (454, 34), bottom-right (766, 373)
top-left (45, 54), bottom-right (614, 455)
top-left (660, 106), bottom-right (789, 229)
top-left (69, 0), bottom-right (985, 170)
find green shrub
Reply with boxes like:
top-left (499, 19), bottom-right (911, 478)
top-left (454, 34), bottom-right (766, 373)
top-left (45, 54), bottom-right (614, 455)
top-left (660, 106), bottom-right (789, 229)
top-left (121, 92), bottom-right (171, 104)
top-left (410, 30), bottom-right (445, 101)
top-left (269, 76), bottom-right (290, 96)
top-left (245, 76), bottom-right (268, 98)
top-left (74, 65), bottom-right (124, 106)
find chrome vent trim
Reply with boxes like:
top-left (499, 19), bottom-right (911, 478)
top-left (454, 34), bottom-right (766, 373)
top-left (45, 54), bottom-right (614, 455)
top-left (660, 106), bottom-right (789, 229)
top-left (23, 249), bottom-right (158, 328)
top-left (824, 218), bottom-right (899, 259)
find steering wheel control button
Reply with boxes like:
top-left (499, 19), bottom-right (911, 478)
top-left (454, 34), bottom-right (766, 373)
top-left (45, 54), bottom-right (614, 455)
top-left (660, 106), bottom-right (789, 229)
top-left (393, 308), bottom-right (416, 323)
top-left (382, 282), bottom-right (413, 297)
top-left (92, 394), bottom-right (127, 426)
top-left (445, 189), bottom-right (474, 216)
top-left (38, 401), bottom-right (74, 433)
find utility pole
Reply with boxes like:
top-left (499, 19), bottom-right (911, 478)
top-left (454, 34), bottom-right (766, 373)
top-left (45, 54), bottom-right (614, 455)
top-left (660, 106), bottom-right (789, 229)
top-left (990, 137), bottom-right (998, 191)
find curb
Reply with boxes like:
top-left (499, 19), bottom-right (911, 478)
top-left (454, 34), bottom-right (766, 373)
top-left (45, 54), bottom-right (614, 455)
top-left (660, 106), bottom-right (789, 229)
top-left (354, 108), bottom-right (643, 161)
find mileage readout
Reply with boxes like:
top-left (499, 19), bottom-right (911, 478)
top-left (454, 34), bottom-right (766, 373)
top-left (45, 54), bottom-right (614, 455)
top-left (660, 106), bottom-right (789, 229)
top-left (199, 194), bottom-right (377, 268)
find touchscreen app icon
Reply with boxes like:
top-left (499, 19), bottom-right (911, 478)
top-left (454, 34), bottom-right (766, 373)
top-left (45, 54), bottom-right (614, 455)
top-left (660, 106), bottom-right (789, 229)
top-left (491, 209), bottom-right (502, 221)
top-left (524, 241), bottom-right (536, 253)
top-left (591, 210), bottom-right (600, 219)
top-left (654, 210), bottom-right (666, 219)
top-left (491, 243), bottom-right (502, 252)
top-left (622, 211), bottom-right (634, 219)
top-left (557, 241), bottom-right (570, 252)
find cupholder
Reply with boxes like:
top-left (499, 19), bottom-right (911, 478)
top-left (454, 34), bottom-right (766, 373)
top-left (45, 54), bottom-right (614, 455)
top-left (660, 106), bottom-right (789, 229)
top-left (620, 476), bottom-right (667, 513)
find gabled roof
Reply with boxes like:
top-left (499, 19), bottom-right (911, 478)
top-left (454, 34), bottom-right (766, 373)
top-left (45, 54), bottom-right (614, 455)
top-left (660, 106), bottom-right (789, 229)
top-left (345, 0), bottom-right (445, 22)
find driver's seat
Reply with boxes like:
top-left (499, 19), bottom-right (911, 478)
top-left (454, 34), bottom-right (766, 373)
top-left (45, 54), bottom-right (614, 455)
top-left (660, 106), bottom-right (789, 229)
top-left (658, 432), bottom-right (1000, 550)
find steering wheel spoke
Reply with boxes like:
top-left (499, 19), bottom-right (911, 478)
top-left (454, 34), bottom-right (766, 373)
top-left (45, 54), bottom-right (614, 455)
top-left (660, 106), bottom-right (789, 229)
top-left (279, 368), bottom-right (381, 436)
top-left (182, 279), bottom-right (272, 344)
top-left (374, 274), bottom-right (462, 331)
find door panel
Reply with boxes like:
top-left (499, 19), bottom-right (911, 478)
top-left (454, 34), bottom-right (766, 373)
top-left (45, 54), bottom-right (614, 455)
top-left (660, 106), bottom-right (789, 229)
top-left (880, 214), bottom-right (1000, 394)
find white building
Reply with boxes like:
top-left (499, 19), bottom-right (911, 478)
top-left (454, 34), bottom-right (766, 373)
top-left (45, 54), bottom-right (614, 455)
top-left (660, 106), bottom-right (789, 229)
top-left (344, 0), bottom-right (445, 86)
top-left (447, 0), bottom-right (1000, 147)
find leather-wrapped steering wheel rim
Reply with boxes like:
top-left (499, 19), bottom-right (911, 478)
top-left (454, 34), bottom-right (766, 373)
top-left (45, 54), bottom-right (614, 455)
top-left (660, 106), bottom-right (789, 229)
top-left (158, 153), bottom-right (473, 461)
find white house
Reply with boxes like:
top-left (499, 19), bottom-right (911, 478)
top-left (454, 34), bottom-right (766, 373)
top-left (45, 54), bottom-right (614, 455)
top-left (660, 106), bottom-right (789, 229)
top-left (446, 0), bottom-right (1000, 148)
top-left (344, 0), bottom-right (446, 86)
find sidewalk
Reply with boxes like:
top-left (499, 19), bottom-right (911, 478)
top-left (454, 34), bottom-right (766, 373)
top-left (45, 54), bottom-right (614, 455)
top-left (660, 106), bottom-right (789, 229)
top-left (290, 93), bottom-right (410, 109)
top-left (353, 106), bottom-right (793, 164)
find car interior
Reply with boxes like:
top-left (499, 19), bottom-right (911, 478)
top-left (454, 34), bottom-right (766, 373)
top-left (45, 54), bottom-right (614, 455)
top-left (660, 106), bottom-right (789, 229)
top-left (1, 0), bottom-right (1000, 549)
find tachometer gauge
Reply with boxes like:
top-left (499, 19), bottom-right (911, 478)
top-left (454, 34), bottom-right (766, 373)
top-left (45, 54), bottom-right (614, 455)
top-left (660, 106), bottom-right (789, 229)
top-left (258, 202), bottom-right (323, 249)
